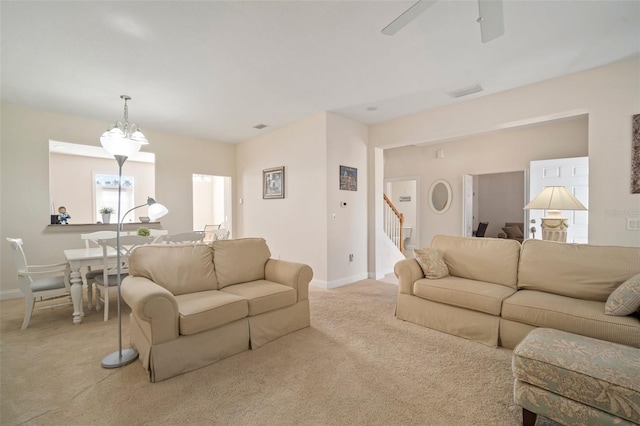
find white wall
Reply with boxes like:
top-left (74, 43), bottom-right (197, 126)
top-left (326, 113), bottom-right (368, 287)
top-left (383, 116), bottom-right (588, 248)
top-left (1, 103), bottom-right (236, 296)
top-left (236, 113), bottom-right (329, 284)
top-left (374, 56), bottom-right (640, 250)
top-left (236, 112), bottom-right (369, 288)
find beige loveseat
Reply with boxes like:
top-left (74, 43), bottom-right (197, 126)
top-left (395, 235), bottom-right (640, 349)
top-left (121, 238), bottom-right (313, 382)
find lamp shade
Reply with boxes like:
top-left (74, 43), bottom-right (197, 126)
top-left (100, 129), bottom-right (142, 158)
top-left (524, 186), bottom-right (587, 211)
top-left (148, 202), bottom-right (169, 220)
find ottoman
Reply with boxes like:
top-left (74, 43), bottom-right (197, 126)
top-left (512, 328), bottom-right (640, 425)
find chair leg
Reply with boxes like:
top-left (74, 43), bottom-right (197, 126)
top-left (87, 282), bottom-right (93, 311)
top-left (523, 408), bottom-right (537, 426)
top-left (22, 296), bottom-right (35, 330)
top-left (95, 286), bottom-right (102, 312)
top-left (103, 286), bottom-right (109, 321)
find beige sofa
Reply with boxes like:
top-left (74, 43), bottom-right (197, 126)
top-left (121, 238), bottom-right (313, 382)
top-left (395, 235), bottom-right (640, 349)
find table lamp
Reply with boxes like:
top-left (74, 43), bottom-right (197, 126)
top-left (524, 186), bottom-right (587, 242)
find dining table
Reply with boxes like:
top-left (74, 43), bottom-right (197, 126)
top-left (64, 230), bottom-right (169, 324)
top-left (63, 246), bottom-right (118, 325)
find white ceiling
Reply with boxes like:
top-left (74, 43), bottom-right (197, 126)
top-left (2, 1), bottom-right (639, 144)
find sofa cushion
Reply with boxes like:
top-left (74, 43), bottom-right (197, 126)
top-left (605, 274), bottom-right (640, 316)
top-left (213, 238), bottom-right (271, 289)
top-left (518, 239), bottom-right (640, 302)
top-left (413, 247), bottom-right (449, 279)
top-left (129, 244), bottom-right (217, 296)
top-left (431, 235), bottom-right (521, 289)
top-left (175, 290), bottom-right (248, 336)
top-left (502, 290), bottom-right (640, 347)
top-left (413, 276), bottom-right (517, 315)
top-left (220, 280), bottom-right (296, 315)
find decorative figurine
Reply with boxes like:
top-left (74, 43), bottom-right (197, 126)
top-left (58, 206), bottom-right (71, 225)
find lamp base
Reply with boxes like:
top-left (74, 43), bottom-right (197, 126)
top-left (540, 217), bottom-right (569, 242)
top-left (101, 348), bottom-right (139, 369)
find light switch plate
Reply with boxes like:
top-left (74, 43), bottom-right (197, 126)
top-left (627, 218), bottom-right (640, 230)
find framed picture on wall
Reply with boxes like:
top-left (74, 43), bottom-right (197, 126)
top-left (340, 165), bottom-right (357, 191)
top-left (263, 166), bottom-right (285, 199)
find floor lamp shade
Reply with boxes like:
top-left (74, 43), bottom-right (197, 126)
top-left (100, 128), bottom-right (142, 158)
top-left (524, 186), bottom-right (587, 242)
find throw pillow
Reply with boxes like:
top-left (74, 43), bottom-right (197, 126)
top-left (502, 226), bottom-right (524, 239)
top-left (605, 274), bottom-right (640, 316)
top-left (414, 247), bottom-right (449, 279)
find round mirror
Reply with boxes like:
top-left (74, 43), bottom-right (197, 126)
top-left (428, 180), bottom-right (452, 214)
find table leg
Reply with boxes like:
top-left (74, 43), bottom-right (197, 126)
top-left (69, 267), bottom-right (85, 324)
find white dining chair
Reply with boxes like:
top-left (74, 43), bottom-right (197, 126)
top-left (80, 231), bottom-right (117, 309)
top-left (94, 235), bottom-right (155, 321)
top-left (212, 229), bottom-right (230, 241)
top-left (202, 224), bottom-right (221, 243)
top-left (6, 237), bottom-right (72, 329)
top-left (81, 230), bottom-right (118, 249)
top-left (161, 231), bottom-right (204, 244)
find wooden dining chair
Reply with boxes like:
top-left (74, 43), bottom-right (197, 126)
top-left (94, 235), bottom-right (155, 321)
top-left (6, 237), bottom-right (72, 329)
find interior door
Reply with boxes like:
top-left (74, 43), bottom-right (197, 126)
top-left (462, 174), bottom-right (474, 237)
top-left (529, 157), bottom-right (589, 243)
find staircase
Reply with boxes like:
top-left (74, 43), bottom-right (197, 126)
top-left (383, 194), bottom-right (404, 253)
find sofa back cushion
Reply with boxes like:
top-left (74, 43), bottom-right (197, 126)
top-left (431, 235), bottom-right (521, 288)
top-left (518, 239), bottom-right (640, 302)
top-left (213, 238), bottom-right (271, 289)
top-left (128, 244), bottom-right (217, 296)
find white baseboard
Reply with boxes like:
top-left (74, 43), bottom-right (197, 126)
top-left (368, 269), bottom-right (394, 280)
top-left (311, 273), bottom-right (369, 290)
top-left (326, 273), bottom-right (369, 289)
top-left (310, 279), bottom-right (328, 289)
top-left (0, 289), bottom-right (23, 300)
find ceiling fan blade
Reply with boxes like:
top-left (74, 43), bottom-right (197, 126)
top-left (381, 0), bottom-right (438, 36)
top-left (477, 0), bottom-right (504, 43)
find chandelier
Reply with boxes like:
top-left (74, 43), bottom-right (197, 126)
top-left (100, 95), bottom-right (148, 159)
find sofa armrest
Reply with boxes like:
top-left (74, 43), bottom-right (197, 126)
top-left (121, 276), bottom-right (180, 345)
top-left (394, 258), bottom-right (424, 295)
top-left (265, 259), bottom-right (313, 302)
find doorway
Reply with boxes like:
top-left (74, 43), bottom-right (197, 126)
top-left (384, 177), bottom-right (419, 255)
top-left (528, 156), bottom-right (588, 243)
top-left (192, 174), bottom-right (232, 233)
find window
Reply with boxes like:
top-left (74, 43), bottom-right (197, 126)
top-left (94, 174), bottom-right (135, 223)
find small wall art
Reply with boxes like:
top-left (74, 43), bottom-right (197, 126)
top-left (263, 166), bottom-right (285, 199)
top-left (632, 114), bottom-right (640, 194)
top-left (339, 165), bottom-right (357, 191)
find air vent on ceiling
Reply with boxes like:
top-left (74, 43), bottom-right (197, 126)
top-left (253, 124), bottom-right (267, 130)
top-left (447, 84), bottom-right (483, 99)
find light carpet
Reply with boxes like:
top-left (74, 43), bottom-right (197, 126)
top-left (0, 280), bottom-right (558, 425)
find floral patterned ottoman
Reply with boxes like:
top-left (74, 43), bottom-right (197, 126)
top-left (512, 328), bottom-right (640, 425)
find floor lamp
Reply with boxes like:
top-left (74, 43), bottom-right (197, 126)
top-left (524, 186), bottom-right (587, 242)
top-left (99, 95), bottom-right (168, 368)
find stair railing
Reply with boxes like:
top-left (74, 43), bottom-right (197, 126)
top-left (383, 194), bottom-right (405, 252)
